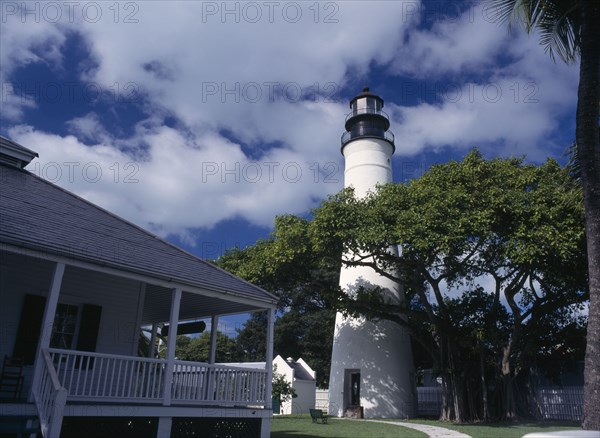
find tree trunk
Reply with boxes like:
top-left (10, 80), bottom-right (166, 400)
top-left (440, 371), bottom-right (466, 422)
top-left (480, 341), bottom-right (489, 421)
top-left (448, 343), bottom-right (465, 423)
top-left (501, 340), bottom-right (517, 420)
top-left (438, 335), bottom-right (467, 422)
top-left (578, 0), bottom-right (600, 431)
top-left (439, 337), bottom-right (454, 421)
top-left (440, 371), bottom-right (453, 421)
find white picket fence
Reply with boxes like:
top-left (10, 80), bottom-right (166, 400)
top-left (314, 387), bottom-right (443, 416)
top-left (314, 386), bottom-right (583, 420)
top-left (534, 387), bottom-right (583, 421)
top-left (315, 389), bottom-right (329, 412)
top-left (415, 386), bottom-right (583, 421)
top-left (417, 387), bottom-right (443, 416)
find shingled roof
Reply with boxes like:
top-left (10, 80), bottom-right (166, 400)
top-left (0, 139), bottom-right (277, 306)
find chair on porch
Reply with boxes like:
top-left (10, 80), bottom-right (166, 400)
top-left (0, 355), bottom-right (25, 399)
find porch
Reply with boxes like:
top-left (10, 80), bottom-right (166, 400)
top-left (38, 348), bottom-right (268, 406)
top-left (1, 141), bottom-right (278, 437)
top-left (32, 347), bottom-right (269, 436)
top-left (1, 248), bottom-right (277, 437)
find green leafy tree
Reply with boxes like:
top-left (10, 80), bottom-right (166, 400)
top-left (310, 150), bottom-right (587, 421)
top-left (218, 151), bottom-right (585, 420)
top-left (489, 0), bottom-right (600, 428)
top-left (235, 311), bottom-right (267, 362)
top-left (272, 365), bottom-right (297, 403)
top-left (164, 332), bottom-right (244, 363)
top-left (217, 216), bottom-right (339, 387)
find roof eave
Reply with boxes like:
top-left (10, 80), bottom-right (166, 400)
top-left (0, 136), bottom-right (39, 167)
top-left (0, 239), bottom-right (279, 308)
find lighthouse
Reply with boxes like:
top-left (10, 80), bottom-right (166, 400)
top-left (328, 87), bottom-right (416, 418)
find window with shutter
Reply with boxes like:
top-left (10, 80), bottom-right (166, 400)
top-left (13, 294), bottom-right (46, 365)
top-left (13, 295), bottom-right (102, 366)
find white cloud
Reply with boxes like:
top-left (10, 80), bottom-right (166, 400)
top-left (66, 112), bottom-right (112, 142)
top-left (2, 1), bottom-right (414, 238)
top-left (9, 120), bottom-right (344, 240)
top-left (388, 3), bottom-right (578, 159)
top-left (1, 0), bottom-right (579, 239)
top-left (392, 3), bottom-right (509, 76)
top-left (0, 6), bottom-right (68, 119)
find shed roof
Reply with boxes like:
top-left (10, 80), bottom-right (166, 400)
top-left (288, 361), bottom-right (315, 381)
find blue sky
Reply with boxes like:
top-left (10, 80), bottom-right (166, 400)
top-left (0, 1), bottom-right (579, 331)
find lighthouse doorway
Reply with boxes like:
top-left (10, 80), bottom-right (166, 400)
top-left (343, 369), bottom-right (363, 417)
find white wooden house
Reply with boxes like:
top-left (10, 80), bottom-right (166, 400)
top-left (0, 136), bottom-right (278, 437)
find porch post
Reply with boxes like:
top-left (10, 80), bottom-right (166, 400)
top-left (208, 315), bottom-right (219, 364)
top-left (148, 323), bottom-right (158, 358)
top-left (30, 262), bottom-right (66, 402)
top-left (163, 288), bottom-right (181, 406)
top-left (157, 417), bottom-right (172, 438)
top-left (260, 307), bottom-right (275, 438)
top-left (264, 307), bottom-right (275, 408)
top-left (132, 282), bottom-right (146, 356)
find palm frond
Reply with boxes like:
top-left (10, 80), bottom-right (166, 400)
top-left (537, 0), bottom-right (581, 63)
top-left (488, 0), bottom-right (581, 64)
top-left (564, 141), bottom-right (581, 183)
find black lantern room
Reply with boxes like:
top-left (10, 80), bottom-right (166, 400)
top-left (341, 87), bottom-right (395, 152)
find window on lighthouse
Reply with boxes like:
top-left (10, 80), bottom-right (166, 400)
top-left (351, 98), bottom-right (381, 116)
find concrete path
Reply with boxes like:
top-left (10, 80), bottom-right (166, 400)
top-left (365, 419), bottom-right (472, 438)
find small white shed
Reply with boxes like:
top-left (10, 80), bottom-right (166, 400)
top-left (273, 356), bottom-right (317, 415)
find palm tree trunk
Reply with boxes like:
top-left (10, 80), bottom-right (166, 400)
top-left (578, 0), bottom-right (600, 431)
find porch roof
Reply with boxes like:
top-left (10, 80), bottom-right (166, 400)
top-left (0, 157), bottom-right (277, 307)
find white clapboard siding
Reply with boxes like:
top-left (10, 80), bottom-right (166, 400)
top-left (59, 265), bottom-right (141, 356)
top-left (0, 252), bottom-right (57, 359)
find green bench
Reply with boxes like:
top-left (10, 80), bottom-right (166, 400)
top-left (309, 409), bottom-right (328, 424)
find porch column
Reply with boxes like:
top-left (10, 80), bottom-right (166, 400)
top-left (264, 307), bottom-right (275, 409)
top-left (148, 323), bottom-right (158, 358)
top-left (163, 288), bottom-right (181, 406)
top-left (132, 282), bottom-right (146, 356)
top-left (208, 315), bottom-right (219, 364)
top-left (30, 262), bottom-right (66, 402)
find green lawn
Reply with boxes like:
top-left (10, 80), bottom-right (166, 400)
top-left (271, 415), bottom-right (582, 438)
top-left (270, 415), bottom-right (427, 438)
top-left (405, 419), bottom-right (582, 438)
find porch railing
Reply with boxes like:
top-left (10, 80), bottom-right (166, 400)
top-left (34, 349), bottom-right (67, 438)
top-left (47, 348), bottom-right (268, 407)
top-left (49, 348), bottom-right (165, 402)
top-left (173, 360), bottom-right (267, 405)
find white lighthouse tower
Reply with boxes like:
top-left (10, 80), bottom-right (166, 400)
top-left (328, 87), bottom-right (416, 418)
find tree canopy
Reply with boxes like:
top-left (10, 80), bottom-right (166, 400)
top-left (489, 0), bottom-right (600, 428)
top-left (217, 215), bottom-right (340, 387)
top-left (220, 150), bottom-right (587, 421)
top-left (310, 150), bottom-right (587, 421)
top-left (162, 331), bottom-right (243, 363)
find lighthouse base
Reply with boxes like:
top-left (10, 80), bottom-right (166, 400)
top-left (328, 313), bottom-right (416, 419)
